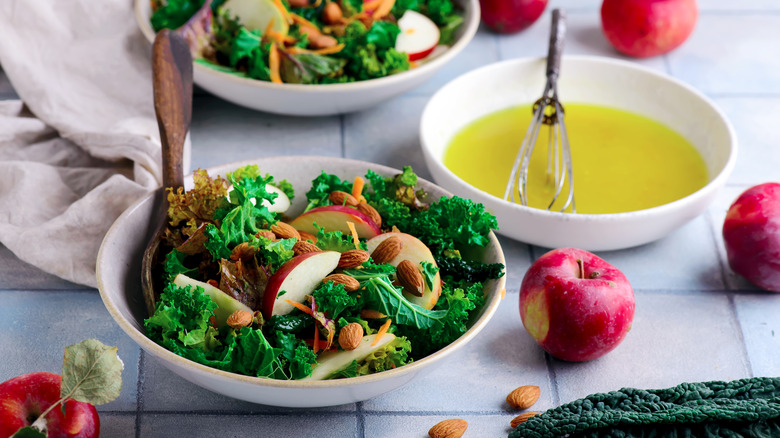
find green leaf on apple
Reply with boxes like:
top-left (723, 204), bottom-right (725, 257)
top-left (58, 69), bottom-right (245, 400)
top-left (419, 261), bottom-right (439, 291)
top-left (61, 339), bottom-right (124, 406)
top-left (11, 427), bottom-right (47, 438)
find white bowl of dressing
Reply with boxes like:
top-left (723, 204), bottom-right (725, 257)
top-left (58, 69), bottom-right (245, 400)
top-left (420, 56), bottom-right (737, 251)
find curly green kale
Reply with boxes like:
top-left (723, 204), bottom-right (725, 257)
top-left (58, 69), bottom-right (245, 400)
top-left (304, 171), bottom-right (353, 211)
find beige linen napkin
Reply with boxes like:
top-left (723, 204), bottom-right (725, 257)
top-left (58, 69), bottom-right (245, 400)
top-left (0, 0), bottom-right (186, 287)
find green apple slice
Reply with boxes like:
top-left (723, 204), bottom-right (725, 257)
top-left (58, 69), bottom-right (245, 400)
top-left (173, 274), bottom-right (253, 327)
top-left (221, 0), bottom-right (289, 36)
top-left (303, 333), bottom-right (397, 380)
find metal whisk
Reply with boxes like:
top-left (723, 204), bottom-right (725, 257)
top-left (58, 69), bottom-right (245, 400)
top-left (503, 9), bottom-right (575, 213)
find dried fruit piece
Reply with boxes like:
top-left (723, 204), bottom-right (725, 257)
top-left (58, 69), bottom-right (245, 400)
top-left (510, 412), bottom-right (541, 428)
top-left (396, 259), bottom-right (424, 297)
top-left (506, 385), bottom-right (541, 410)
top-left (271, 222), bottom-right (300, 240)
top-left (360, 309), bottom-right (387, 319)
top-left (293, 240), bottom-right (322, 256)
top-left (230, 242), bottom-right (256, 261)
top-left (323, 273), bottom-right (360, 292)
top-left (428, 418), bottom-right (468, 438)
top-left (338, 322), bottom-right (363, 350)
top-left (371, 235), bottom-right (403, 264)
top-left (357, 201), bottom-right (382, 227)
top-left (226, 310), bottom-right (253, 329)
top-left (329, 190), bottom-right (359, 207)
top-left (339, 249), bottom-right (370, 268)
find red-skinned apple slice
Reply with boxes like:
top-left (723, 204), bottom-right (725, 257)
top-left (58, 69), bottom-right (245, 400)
top-left (262, 250), bottom-right (341, 320)
top-left (365, 232), bottom-right (442, 309)
top-left (0, 372), bottom-right (100, 438)
top-left (395, 10), bottom-right (440, 61)
top-left (288, 205), bottom-right (381, 239)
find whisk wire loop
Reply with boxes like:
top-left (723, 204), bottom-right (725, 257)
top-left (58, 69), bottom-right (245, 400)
top-left (503, 8), bottom-right (575, 213)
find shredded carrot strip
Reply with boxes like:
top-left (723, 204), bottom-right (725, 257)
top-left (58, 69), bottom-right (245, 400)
top-left (285, 299), bottom-right (313, 315)
top-left (372, 0), bottom-right (395, 19)
top-left (352, 176), bottom-right (365, 199)
top-left (346, 221), bottom-right (360, 249)
top-left (287, 43), bottom-right (345, 55)
top-left (269, 43), bottom-right (282, 84)
top-left (264, 17), bottom-right (276, 37)
top-left (371, 318), bottom-right (392, 346)
top-left (362, 0), bottom-right (381, 12)
top-left (291, 13), bottom-right (319, 30)
top-left (311, 0), bottom-right (322, 7)
top-left (273, 0), bottom-right (294, 24)
top-left (500, 288), bottom-right (506, 299)
top-left (313, 326), bottom-right (320, 353)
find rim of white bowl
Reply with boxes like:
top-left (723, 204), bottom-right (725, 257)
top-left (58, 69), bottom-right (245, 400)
top-left (135, 0), bottom-right (480, 94)
top-left (420, 55), bottom-right (739, 223)
top-left (96, 156), bottom-right (506, 390)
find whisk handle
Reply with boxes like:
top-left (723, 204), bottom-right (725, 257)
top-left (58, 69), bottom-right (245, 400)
top-left (546, 9), bottom-right (566, 80)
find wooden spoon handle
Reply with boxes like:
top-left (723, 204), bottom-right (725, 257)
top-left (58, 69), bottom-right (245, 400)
top-left (152, 29), bottom-right (193, 190)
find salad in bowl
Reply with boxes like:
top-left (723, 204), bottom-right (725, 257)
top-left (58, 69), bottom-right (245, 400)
top-left (143, 163), bottom-right (504, 382)
top-left (149, 0), bottom-right (464, 84)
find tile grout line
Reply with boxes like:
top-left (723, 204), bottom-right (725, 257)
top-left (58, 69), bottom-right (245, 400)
top-left (544, 352), bottom-right (561, 407)
top-left (135, 349), bottom-right (146, 437)
top-left (704, 209), bottom-right (730, 291)
top-left (727, 292), bottom-right (755, 378)
top-left (356, 401), bottom-right (365, 437)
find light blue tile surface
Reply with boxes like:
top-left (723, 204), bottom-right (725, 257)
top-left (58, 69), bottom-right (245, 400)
top-left (0, 291), bottom-right (140, 412)
top-left (712, 97), bottom-right (780, 185)
top-left (532, 214), bottom-right (724, 291)
top-left (496, 9), bottom-right (667, 72)
top-left (140, 351), bottom-right (357, 413)
top-left (734, 293), bottom-right (780, 378)
top-left (552, 291), bottom-right (750, 404)
top-left (138, 413), bottom-right (359, 437)
top-left (363, 293), bottom-right (553, 413)
top-left (364, 414), bottom-right (515, 438)
top-left (98, 414), bottom-right (137, 438)
top-left (667, 14), bottom-right (780, 94)
top-left (0, 244), bottom-right (83, 290)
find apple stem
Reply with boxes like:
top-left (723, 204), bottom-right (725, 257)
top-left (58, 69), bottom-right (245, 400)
top-left (577, 258), bottom-right (585, 279)
top-left (29, 397), bottom-right (67, 434)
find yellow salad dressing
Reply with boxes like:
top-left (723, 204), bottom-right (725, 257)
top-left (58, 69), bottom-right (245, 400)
top-left (444, 104), bottom-right (708, 214)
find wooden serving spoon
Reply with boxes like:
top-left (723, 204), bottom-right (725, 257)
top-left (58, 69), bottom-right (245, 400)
top-left (141, 29), bottom-right (193, 316)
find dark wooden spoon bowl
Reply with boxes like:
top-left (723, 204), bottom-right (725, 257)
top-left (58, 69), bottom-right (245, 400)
top-left (141, 29), bottom-right (193, 316)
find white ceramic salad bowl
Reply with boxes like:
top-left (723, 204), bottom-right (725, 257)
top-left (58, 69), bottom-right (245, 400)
top-left (134, 0), bottom-right (479, 116)
top-left (96, 156), bottom-right (505, 407)
top-left (420, 56), bottom-right (738, 251)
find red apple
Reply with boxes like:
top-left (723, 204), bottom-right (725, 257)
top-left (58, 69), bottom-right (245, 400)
top-left (395, 10), bottom-right (440, 61)
top-left (479, 0), bottom-right (548, 34)
top-left (262, 250), bottom-right (341, 320)
top-left (288, 205), bottom-right (381, 239)
top-left (519, 248), bottom-right (635, 362)
top-left (0, 372), bottom-right (99, 438)
top-left (601, 0), bottom-right (698, 58)
top-left (365, 232), bottom-right (442, 309)
top-left (722, 183), bottom-right (780, 292)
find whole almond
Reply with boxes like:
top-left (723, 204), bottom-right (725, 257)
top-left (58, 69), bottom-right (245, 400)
top-left (357, 201), bottom-right (382, 227)
top-left (270, 222), bottom-right (300, 240)
top-left (322, 1), bottom-right (343, 24)
top-left (338, 322), bottom-right (363, 350)
top-left (510, 412), bottom-right (541, 428)
top-left (396, 260), bottom-right (424, 297)
top-left (339, 249), bottom-right (370, 268)
top-left (293, 240), bottom-right (321, 256)
top-left (323, 273), bottom-right (360, 292)
top-left (360, 309), bottom-right (387, 319)
top-left (371, 236), bottom-right (403, 264)
top-left (506, 385), bottom-right (541, 410)
top-left (226, 310), bottom-right (253, 329)
top-left (299, 230), bottom-right (317, 243)
top-left (428, 419), bottom-right (467, 438)
top-left (329, 190), bottom-right (359, 207)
